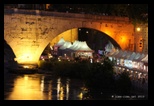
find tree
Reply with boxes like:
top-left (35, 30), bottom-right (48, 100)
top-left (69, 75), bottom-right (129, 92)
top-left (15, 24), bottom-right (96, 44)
top-left (84, 57), bottom-right (115, 91)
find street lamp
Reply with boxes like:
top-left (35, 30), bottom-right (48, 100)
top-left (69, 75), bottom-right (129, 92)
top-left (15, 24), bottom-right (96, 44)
top-left (136, 26), bottom-right (145, 52)
top-left (136, 27), bottom-right (141, 32)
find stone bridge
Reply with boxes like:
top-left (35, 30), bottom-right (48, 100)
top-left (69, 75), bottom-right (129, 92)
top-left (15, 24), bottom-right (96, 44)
top-left (4, 8), bottom-right (134, 65)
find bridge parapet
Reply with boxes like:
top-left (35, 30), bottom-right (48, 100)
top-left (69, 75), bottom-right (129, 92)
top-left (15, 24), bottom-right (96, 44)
top-left (4, 8), bottom-right (130, 23)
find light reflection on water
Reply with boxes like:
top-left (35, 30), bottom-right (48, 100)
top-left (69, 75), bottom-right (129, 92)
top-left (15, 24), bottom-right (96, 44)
top-left (4, 73), bottom-right (85, 100)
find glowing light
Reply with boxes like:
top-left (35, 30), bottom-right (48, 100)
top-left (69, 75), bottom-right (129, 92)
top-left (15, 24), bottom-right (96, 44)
top-left (48, 54), bottom-right (52, 58)
top-left (57, 78), bottom-right (64, 100)
top-left (14, 58), bottom-right (17, 61)
top-left (90, 59), bottom-right (93, 63)
top-left (57, 78), bottom-right (60, 98)
top-left (78, 92), bottom-right (83, 100)
top-left (24, 76), bottom-right (28, 80)
top-left (121, 36), bottom-right (126, 43)
top-left (66, 79), bottom-right (69, 100)
top-left (15, 52), bottom-right (36, 64)
top-left (41, 77), bottom-right (44, 92)
top-left (50, 46), bottom-right (53, 50)
top-left (46, 4), bottom-right (50, 9)
top-left (7, 75), bottom-right (42, 100)
top-left (23, 65), bottom-right (29, 69)
top-left (103, 30), bottom-right (112, 37)
top-left (136, 27), bottom-right (141, 31)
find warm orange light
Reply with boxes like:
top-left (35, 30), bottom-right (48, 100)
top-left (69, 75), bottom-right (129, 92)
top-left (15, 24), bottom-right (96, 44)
top-left (78, 92), bottom-right (83, 100)
top-left (16, 53), bottom-right (32, 63)
top-left (23, 65), bottom-right (29, 68)
top-left (120, 36), bottom-right (126, 44)
top-left (121, 36), bottom-right (126, 43)
top-left (136, 27), bottom-right (141, 32)
top-left (14, 47), bottom-right (40, 64)
top-left (46, 4), bottom-right (50, 9)
top-left (104, 30), bottom-right (112, 37)
top-left (6, 75), bottom-right (42, 100)
top-left (14, 58), bottom-right (17, 61)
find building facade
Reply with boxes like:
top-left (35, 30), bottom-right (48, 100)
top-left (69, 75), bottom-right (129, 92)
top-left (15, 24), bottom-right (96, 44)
top-left (134, 23), bottom-right (148, 54)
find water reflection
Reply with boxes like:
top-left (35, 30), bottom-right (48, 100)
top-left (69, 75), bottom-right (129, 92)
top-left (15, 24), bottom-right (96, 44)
top-left (4, 73), bottom-right (85, 100)
top-left (5, 74), bottom-right (44, 100)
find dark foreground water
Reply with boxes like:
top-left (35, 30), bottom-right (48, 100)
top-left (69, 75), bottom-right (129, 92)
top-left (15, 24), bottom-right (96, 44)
top-left (4, 72), bottom-right (86, 100)
top-left (4, 71), bottom-right (148, 100)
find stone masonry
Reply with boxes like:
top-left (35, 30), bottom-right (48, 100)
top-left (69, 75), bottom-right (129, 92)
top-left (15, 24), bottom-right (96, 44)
top-left (4, 8), bottom-right (135, 65)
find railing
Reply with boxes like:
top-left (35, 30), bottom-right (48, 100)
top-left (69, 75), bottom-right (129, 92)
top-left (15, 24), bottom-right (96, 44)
top-left (4, 8), bottom-right (130, 23)
top-left (114, 64), bottom-right (148, 74)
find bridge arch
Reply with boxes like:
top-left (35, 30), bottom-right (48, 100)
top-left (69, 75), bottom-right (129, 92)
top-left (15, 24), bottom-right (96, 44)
top-left (50, 27), bottom-right (121, 50)
top-left (4, 9), bottom-right (134, 65)
top-left (77, 27), bottom-right (121, 49)
top-left (4, 40), bottom-right (16, 60)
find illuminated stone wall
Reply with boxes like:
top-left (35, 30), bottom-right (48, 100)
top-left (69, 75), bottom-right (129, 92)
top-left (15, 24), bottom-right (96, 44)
top-left (4, 9), bottom-right (134, 65)
top-left (134, 24), bottom-right (148, 54)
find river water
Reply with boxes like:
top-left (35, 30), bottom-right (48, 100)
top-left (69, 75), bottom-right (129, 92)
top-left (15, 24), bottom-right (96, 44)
top-left (4, 71), bottom-right (148, 100)
top-left (4, 72), bottom-right (86, 100)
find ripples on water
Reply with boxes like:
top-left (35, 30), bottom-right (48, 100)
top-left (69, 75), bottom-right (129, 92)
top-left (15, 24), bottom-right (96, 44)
top-left (4, 73), bottom-right (85, 100)
top-left (4, 72), bottom-right (148, 100)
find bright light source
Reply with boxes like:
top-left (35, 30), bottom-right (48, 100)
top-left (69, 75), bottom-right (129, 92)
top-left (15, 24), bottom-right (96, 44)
top-left (78, 92), bottom-right (83, 99)
top-left (23, 65), bottom-right (29, 68)
top-left (50, 46), bottom-right (53, 50)
top-left (136, 27), bottom-right (141, 31)
top-left (14, 58), bottom-right (17, 61)
top-left (90, 59), bottom-right (93, 63)
top-left (49, 55), bottom-right (52, 58)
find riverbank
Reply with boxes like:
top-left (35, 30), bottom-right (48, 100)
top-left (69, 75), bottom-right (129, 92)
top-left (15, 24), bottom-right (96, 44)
top-left (6, 67), bottom-right (54, 75)
top-left (8, 67), bottom-right (38, 74)
top-left (37, 69), bottom-right (54, 74)
top-left (4, 68), bottom-right (148, 100)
